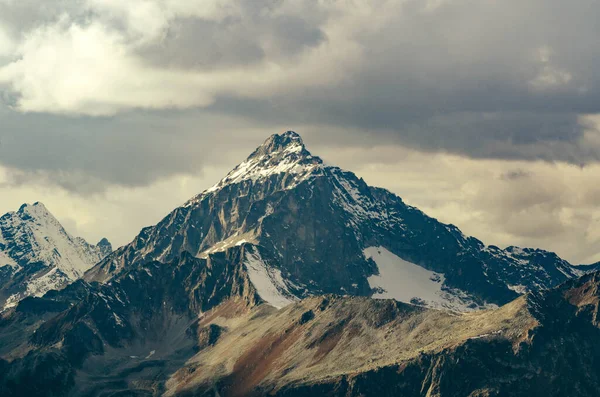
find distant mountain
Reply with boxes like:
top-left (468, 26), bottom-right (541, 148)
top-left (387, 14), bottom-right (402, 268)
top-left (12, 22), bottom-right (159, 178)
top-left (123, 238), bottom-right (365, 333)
top-left (86, 131), bottom-right (585, 310)
top-left (0, 202), bottom-right (112, 310)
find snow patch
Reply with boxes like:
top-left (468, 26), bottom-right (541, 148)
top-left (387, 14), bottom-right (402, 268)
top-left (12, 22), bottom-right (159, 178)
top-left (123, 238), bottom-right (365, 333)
top-left (507, 284), bottom-right (528, 294)
top-left (198, 234), bottom-right (257, 258)
top-left (113, 312), bottom-right (124, 327)
top-left (469, 330), bottom-right (502, 340)
top-left (365, 246), bottom-right (445, 304)
top-left (364, 246), bottom-right (488, 312)
top-left (183, 138), bottom-right (323, 207)
top-left (244, 247), bottom-right (295, 309)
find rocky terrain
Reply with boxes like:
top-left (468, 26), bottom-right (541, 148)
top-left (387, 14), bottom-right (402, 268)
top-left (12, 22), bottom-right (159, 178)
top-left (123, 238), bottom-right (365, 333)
top-left (0, 131), bottom-right (598, 396)
top-left (1, 254), bottom-right (599, 396)
top-left (167, 271), bottom-right (600, 397)
top-left (0, 202), bottom-right (112, 310)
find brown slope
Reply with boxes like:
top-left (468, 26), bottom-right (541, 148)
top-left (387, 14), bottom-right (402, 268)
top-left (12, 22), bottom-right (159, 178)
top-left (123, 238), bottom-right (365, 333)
top-left (165, 293), bottom-right (537, 396)
top-left (166, 272), bottom-right (600, 397)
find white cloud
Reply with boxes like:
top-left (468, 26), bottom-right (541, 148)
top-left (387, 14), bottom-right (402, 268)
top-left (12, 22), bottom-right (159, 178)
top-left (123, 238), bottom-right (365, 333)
top-left (0, 20), bottom-right (222, 115)
top-left (0, 0), bottom-right (360, 114)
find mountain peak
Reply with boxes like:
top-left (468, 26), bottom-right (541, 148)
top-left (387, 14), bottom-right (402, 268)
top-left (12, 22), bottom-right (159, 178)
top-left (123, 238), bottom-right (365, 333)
top-left (14, 202), bottom-right (58, 225)
top-left (249, 130), bottom-right (306, 159)
top-left (18, 201), bottom-right (48, 212)
top-left (0, 202), bottom-right (113, 309)
top-left (185, 131), bottom-right (322, 205)
top-left (222, 130), bottom-right (322, 187)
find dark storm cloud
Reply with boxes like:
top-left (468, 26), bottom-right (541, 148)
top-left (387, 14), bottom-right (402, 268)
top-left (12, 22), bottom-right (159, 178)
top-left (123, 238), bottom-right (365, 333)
top-left (207, 96), bottom-right (598, 164)
top-left (1, 0), bottom-right (600, 192)
top-left (137, 13), bottom-right (324, 70)
top-left (0, 105), bottom-right (277, 192)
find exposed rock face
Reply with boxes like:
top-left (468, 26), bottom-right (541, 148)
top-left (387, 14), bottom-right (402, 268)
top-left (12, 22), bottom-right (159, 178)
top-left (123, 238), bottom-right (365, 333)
top-left (1, 131), bottom-right (599, 396)
top-left (87, 131), bottom-right (585, 309)
top-left (0, 244), bottom-right (259, 396)
top-left (0, 202), bottom-right (112, 310)
top-left (96, 238), bottom-right (113, 258)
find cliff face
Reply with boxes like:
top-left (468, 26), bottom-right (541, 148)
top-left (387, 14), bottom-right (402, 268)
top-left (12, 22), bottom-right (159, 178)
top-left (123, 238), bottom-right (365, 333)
top-left (0, 245), bottom-right (259, 396)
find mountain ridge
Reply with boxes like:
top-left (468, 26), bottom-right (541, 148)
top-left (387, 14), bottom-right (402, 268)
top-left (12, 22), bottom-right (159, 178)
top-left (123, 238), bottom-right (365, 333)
top-left (85, 131), bottom-right (586, 310)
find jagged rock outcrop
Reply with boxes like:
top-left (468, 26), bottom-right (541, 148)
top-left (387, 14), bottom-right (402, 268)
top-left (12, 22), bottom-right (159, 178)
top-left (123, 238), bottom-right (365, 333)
top-left (0, 244), bottom-right (259, 396)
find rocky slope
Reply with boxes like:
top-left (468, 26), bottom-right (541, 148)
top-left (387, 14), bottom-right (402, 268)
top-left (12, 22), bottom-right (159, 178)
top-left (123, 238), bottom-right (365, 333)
top-left (87, 131), bottom-right (585, 310)
top-left (0, 202), bottom-right (112, 310)
top-left (1, 258), bottom-right (599, 396)
top-left (0, 244), bottom-right (260, 396)
top-left (167, 272), bottom-right (600, 397)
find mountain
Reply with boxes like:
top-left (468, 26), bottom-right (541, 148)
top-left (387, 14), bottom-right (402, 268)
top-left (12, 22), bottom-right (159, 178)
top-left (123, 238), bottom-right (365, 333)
top-left (1, 131), bottom-right (599, 396)
top-left (86, 131), bottom-right (584, 310)
top-left (1, 251), bottom-right (600, 396)
top-left (0, 202), bottom-right (112, 310)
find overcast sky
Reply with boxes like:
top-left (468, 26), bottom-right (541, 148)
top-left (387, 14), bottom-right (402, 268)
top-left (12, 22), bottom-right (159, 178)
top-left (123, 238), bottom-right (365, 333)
top-left (1, 0), bottom-right (600, 264)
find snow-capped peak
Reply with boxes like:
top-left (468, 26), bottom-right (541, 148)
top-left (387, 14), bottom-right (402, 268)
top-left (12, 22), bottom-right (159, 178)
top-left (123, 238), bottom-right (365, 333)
top-left (184, 131), bottom-right (323, 206)
top-left (0, 202), bottom-right (112, 309)
top-left (247, 130), bottom-right (306, 159)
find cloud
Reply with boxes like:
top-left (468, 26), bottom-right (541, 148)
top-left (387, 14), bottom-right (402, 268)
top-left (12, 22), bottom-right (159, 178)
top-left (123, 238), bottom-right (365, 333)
top-left (500, 169), bottom-right (531, 181)
top-left (0, 0), bottom-right (346, 115)
top-left (1, 0), bottom-right (594, 113)
top-left (0, 20), bottom-right (220, 115)
top-left (0, 0), bottom-right (599, 163)
top-left (0, 105), bottom-right (280, 192)
top-left (529, 46), bottom-right (573, 91)
top-left (0, 25), bottom-right (13, 57)
top-left (0, 163), bottom-right (230, 247)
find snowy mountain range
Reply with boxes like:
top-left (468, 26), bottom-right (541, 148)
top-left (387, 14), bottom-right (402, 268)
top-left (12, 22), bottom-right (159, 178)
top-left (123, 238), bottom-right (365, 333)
top-left (0, 202), bottom-right (111, 310)
top-left (87, 131), bottom-right (587, 311)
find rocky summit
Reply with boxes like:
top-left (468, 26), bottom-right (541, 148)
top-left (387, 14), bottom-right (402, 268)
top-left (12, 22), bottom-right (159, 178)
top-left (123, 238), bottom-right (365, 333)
top-left (0, 131), bottom-right (599, 396)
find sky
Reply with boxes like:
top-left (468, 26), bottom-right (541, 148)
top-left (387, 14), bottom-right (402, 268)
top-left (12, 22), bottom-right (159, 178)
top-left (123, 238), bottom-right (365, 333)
top-left (1, 0), bottom-right (600, 264)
